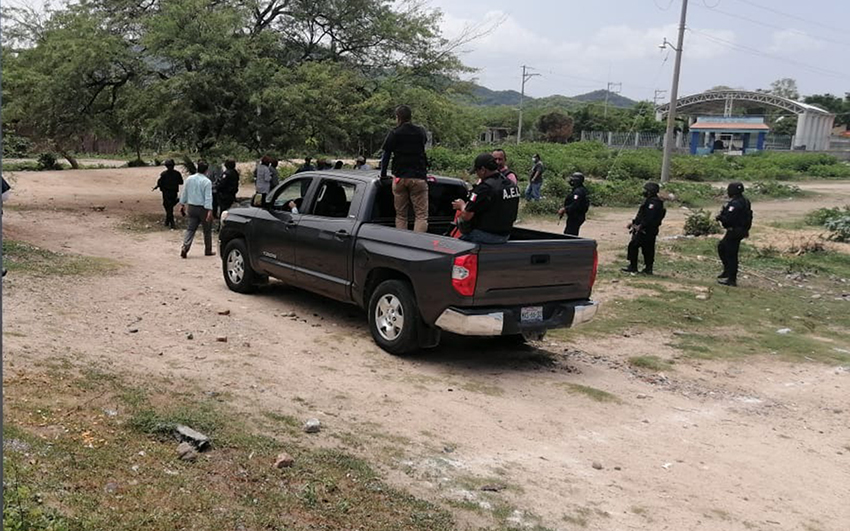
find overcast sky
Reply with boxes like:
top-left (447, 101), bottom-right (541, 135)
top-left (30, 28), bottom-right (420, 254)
top-left (428, 0), bottom-right (850, 102)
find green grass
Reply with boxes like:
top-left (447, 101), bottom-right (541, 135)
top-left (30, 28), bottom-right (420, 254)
top-left (120, 212), bottom-right (188, 233)
top-left (629, 356), bottom-right (675, 371)
top-left (3, 366), bottom-right (457, 531)
top-left (2, 240), bottom-right (122, 276)
top-left (560, 383), bottom-right (620, 403)
top-left (558, 236), bottom-right (850, 364)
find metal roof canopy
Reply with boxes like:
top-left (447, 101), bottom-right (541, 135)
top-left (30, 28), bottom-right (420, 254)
top-left (656, 90), bottom-right (831, 117)
top-left (655, 90), bottom-right (835, 151)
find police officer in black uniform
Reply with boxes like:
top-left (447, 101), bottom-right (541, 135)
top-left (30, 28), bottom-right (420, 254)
top-left (558, 172), bottom-right (590, 236)
top-left (153, 159), bottom-right (183, 228)
top-left (622, 182), bottom-right (666, 275)
top-left (716, 182), bottom-right (753, 286)
top-left (451, 153), bottom-right (520, 244)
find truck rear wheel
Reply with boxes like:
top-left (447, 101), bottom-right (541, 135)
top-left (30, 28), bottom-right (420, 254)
top-left (368, 280), bottom-right (420, 355)
top-left (223, 239), bottom-right (258, 293)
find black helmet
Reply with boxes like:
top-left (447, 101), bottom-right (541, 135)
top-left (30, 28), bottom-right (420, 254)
top-left (727, 182), bottom-right (744, 197)
top-left (569, 172), bottom-right (585, 186)
top-left (643, 182), bottom-right (660, 196)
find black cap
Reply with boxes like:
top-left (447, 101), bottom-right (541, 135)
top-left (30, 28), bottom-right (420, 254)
top-left (470, 153), bottom-right (499, 173)
top-left (164, 159), bottom-right (175, 167)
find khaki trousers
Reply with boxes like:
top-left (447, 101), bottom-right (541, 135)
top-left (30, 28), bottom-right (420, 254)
top-left (393, 178), bottom-right (429, 233)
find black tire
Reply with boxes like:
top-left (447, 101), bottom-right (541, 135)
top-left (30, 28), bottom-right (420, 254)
top-left (222, 239), bottom-right (258, 293)
top-left (368, 280), bottom-right (420, 355)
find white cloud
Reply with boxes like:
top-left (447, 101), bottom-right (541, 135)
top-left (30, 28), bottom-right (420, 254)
top-left (767, 29), bottom-right (825, 54)
top-left (439, 11), bottom-right (736, 96)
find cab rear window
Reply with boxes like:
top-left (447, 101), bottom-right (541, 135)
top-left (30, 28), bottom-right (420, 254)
top-left (371, 181), bottom-right (468, 221)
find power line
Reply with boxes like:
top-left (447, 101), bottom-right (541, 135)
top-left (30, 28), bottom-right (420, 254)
top-left (694, 2), bottom-right (850, 49)
top-left (728, 0), bottom-right (845, 37)
top-left (688, 28), bottom-right (850, 80)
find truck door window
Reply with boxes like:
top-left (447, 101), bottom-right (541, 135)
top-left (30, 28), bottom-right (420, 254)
top-left (312, 179), bottom-right (355, 218)
top-left (272, 178), bottom-right (310, 213)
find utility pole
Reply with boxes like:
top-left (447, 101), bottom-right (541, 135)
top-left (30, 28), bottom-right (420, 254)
top-left (604, 82), bottom-right (622, 118)
top-left (517, 65), bottom-right (540, 145)
top-left (660, 0), bottom-right (689, 183)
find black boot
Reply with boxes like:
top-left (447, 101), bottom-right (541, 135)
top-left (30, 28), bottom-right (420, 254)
top-left (717, 271), bottom-right (728, 279)
top-left (717, 278), bottom-right (736, 286)
top-left (621, 265), bottom-right (638, 273)
top-left (641, 268), bottom-right (653, 275)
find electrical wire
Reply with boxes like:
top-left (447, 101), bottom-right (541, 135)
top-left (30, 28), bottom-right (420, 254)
top-left (653, 0), bottom-right (675, 11)
top-left (728, 0), bottom-right (845, 37)
top-left (695, 2), bottom-right (850, 49)
top-left (687, 28), bottom-right (850, 80)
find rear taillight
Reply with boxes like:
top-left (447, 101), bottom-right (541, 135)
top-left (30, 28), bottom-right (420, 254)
top-left (452, 254), bottom-right (478, 297)
top-left (589, 248), bottom-right (599, 290)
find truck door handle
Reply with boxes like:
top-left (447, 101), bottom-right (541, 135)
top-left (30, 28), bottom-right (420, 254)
top-left (334, 230), bottom-right (351, 240)
top-left (531, 254), bottom-right (550, 265)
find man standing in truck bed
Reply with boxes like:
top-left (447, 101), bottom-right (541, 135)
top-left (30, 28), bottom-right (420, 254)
top-left (380, 105), bottom-right (429, 232)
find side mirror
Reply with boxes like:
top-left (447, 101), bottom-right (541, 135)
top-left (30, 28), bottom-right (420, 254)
top-left (251, 193), bottom-right (266, 207)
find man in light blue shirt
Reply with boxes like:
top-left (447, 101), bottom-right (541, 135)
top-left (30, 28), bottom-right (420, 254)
top-left (179, 160), bottom-right (214, 258)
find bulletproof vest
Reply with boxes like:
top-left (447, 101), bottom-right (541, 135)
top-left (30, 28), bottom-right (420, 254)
top-left (473, 173), bottom-right (520, 236)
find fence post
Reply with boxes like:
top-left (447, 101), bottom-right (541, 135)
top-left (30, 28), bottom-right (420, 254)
top-left (607, 132), bottom-right (613, 146)
top-left (635, 132), bottom-right (640, 148)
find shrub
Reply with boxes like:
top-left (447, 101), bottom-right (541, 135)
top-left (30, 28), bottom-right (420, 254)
top-left (804, 206), bottom-right (850, 226)
top-left (2, 130), bottom-right (32, 157)
top-left (825, 216), bottom-right (850, 242)
top-left (36, 152), bottom-right (61, 171)
top-left (585, 179), bottom-right (644, 207)
top-left (522, 197), bottom-right (562, 216)
top-left (662, 182), bottom-right (718, 207)
top-left (806, 163), bottom-right (850, 179)
top-left (748, 181), bottom-right (802, 198)
top-left (607, 150), bottom-right (660, 181)
top-left (683, 209), bottom-right (722, 236)
top-left (542, 175), bottom-right (569, 199)
top-left (127, 158), bottom-right (149, 167)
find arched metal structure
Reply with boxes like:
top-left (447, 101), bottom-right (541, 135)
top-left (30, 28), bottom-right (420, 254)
top-left (656, 90), bottom-right (835, 151)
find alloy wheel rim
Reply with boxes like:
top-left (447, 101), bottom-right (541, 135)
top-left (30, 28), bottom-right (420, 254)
top-left (227, 249), bottom-right (244, 284)
top-left (375, 294), bottom-right (404, 341)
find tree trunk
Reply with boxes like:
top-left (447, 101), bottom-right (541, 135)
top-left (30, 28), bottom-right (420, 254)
top-left (59, 150), bottom-right (80, 169)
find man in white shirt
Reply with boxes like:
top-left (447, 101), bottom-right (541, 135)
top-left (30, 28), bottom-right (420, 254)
top-left (179, 160), bottom-right (214, 258)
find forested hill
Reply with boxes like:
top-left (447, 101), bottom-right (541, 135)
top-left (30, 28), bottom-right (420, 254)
top-left (468, 85), bottom-right (638, 108)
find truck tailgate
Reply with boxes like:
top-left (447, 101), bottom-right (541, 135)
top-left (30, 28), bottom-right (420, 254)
top-left (473, 232), bottom-right (596, 305)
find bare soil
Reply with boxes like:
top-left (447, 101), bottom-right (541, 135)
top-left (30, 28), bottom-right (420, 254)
top-left (3, 169), bottom-right (850, 531)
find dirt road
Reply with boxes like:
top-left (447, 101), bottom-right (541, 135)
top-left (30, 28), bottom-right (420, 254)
top-left (3, 168), bottom-right (850, 530)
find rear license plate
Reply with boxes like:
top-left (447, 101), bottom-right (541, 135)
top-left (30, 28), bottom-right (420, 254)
top-left (521, 306), bottom-right (543, 323)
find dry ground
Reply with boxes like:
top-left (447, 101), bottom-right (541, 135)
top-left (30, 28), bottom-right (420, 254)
top-left (3, 168), bottom-right (850, 530)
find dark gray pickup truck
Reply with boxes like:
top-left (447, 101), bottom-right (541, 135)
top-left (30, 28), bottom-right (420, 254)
top-left (219, 170), bottom-right (598, 355)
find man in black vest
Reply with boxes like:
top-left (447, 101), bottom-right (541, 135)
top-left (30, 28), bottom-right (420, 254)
top-left (152, 159), bottom-right (183, 229)
top-left (380, 105), bottom-right (430, 232)
top-left (451, 153), bottom-right (520, 244)
top-left (622, 182), bottom-right (666, 275)
top-left (716, 182), bottom-right (753, 286)
top-left (558, 172), bottom-right (590, 236)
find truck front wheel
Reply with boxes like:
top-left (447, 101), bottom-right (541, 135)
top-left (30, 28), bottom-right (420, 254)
top-left (223, 239), bottom-right (259, 293)
top-left (368, 280), bottom-right (420, 355)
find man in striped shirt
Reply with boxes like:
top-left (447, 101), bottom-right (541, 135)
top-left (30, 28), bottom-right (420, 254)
top-left (179, 160), bottom-right (214, 258)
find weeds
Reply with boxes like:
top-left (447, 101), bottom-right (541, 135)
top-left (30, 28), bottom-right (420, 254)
top-left (629, 356), bottom-right (675, 371)
top-left (561, 383), bottom-right (620, 403)
top-left (2, 367), bottom-right (458, 531)
top-left (2, 240), bottom-right (121, 276)
top-left (684, 209), bottom-right (722, 236)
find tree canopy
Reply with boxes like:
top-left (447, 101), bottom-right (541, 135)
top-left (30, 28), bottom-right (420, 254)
top-left (1, 0), bottom-right (480, 161)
